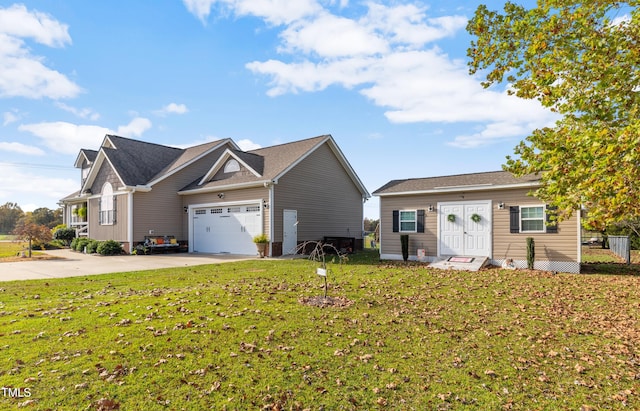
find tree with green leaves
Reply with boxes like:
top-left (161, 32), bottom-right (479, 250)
top-left (31, 207), bottom-right (62, 228)
top-left (0, 202), bottom-right (24, 234)
top-left (467, 1), bottom-right (640, 230)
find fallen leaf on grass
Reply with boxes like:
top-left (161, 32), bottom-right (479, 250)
top-left (17, 399), bottom-right (37, 407)
top-left (92, 397), bottom-right (120, 410)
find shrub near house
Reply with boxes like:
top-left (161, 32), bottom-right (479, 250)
top-left (70, 238), bottom-right (123, 256)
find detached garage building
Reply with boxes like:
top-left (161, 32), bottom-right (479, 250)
top-left (60, 134), bottom-right (370, 256)
top-left (373, 171), bottom-right (582, 273)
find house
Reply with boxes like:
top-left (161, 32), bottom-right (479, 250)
top-left (373, 171), bottom-right (581, 273)
top-left (60, 134), bottom-right (370, 256)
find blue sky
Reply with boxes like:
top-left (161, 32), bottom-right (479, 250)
top-left (0, 0), bottom-right (553, 219)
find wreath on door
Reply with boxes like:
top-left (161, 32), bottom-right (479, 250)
top-left (447, 214), bottom-right (456, 223)
top-left (470, 213), bottom-right (481, 223)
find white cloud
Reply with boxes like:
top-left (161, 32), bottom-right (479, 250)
top-left (239, 1), bottom-right (555, 148)
top-left (55, 102), bottom-right (100, 120)
top-left (183, 0), bottom-right (320, 25)
top-left (0, 162), bottom-right (77, 209)
top-left (363, 3), bottom-right (466, 47)
top-left (0, 142), bottom-right (45, 155)
top-left (0, 4), bottom-right (71, 47)
top-left (3, 110), bottom-right (19, 126)
top-left (186, 1), bottom-right (555, 148)
top-left (18, 117), bottom-right (153, 155)
top-left (19, 122), bottom-right (110, 154)
top-left (155, 103), bottom-right (189, 116)
top-left (0, 5), bottom-right (81, 100)
top-left (182, 0), bottom-right (217, 22)
top-left (116, 117), bottom-right (152, 137)
top-left (237, 139), bottom-right (262, 151)
top-left (279, 12), bottom-right (388, 57)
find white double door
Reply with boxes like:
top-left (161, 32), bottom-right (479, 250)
top-left (192, 203), bottom-right (262, 255)
top-left (438, 201), bottom-right (491, 257)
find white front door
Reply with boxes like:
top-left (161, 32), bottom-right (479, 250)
top-left (438, 201), bottom-right (491, 257)
top-left (283, 209), bottom-right (297, 255)
top-left (439, 203), bottom-right (464, 255)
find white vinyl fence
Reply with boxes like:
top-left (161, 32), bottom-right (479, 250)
top-left (608, 235), bottom-right (631, 264)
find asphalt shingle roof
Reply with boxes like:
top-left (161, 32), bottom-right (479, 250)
top-left (180, 135), bottom-right (329, 191)
top-left (373, 171), bottom-right (540, 195)
top-left (64, 133), bottom-right (368, 201)
top-left (103, 135), bottom-right (183, 186)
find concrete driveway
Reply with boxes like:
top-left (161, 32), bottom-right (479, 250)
top-left (0, 249), bottom-right (255, 282)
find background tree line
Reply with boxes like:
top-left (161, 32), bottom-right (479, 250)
top-left (0, 202), bottom-right (62, 234)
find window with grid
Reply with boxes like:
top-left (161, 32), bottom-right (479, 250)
top-left (399, 210), bottom-right (417, 232)
top-left (520, 206), bottom-right (544, 232)
top-left (99, 182), bottom-right (115, 225)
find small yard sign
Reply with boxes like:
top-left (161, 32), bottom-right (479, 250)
top-left (316, 268), bottom-right (327, 276)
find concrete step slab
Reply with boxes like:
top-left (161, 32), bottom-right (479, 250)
top-left (429, 256), bottom-right (489, 272)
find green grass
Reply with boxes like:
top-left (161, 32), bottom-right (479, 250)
top-left (1, 250), bottom-right (639, 409)
top-left (0, 241), bottom-right (44, 258)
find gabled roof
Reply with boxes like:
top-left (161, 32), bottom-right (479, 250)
top-left (373, 171), bottom-right (540, 196)
top-left (180, 135), bottom-right (370, 198)
top-left (80, 135), bottom-right (230, 191)
top-left (101, 135), bottom-right (183, 186)
top-left (65, 133), bottom-right (368, 200)
top-left (148, 139), bottom-right (237, 184)
top-left (198, 148), bottom-right (265, 185)
top-left (74, 149), bottom-right (98, 168)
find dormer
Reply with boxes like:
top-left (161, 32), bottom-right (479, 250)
top-left (74, 149), bottom-right (98, 187)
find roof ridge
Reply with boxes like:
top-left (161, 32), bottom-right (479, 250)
top-left (248, 134), bottom-right (329, 153)
top-left (181, 138), bottom-right (226, 151)
top-left (106, 134), bottom-right (182, 151)
top-left (399, 170), bottom-right (507, 182)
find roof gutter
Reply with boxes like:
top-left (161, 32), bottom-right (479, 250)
top-left (177, 180), bottom-right (273, 195)
top-left (122, 185), bottom-right (152, 192)
top-left (374, 182), bottom-right (540, 197)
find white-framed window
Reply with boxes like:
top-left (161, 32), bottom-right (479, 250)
top-left (99, 182), bottom-right (115, 225)
top-left (399, 210), bottom-right (417, 232)
top-left (520, 206), bottom-right (545, 232)
top-left (224, 159), bottom-right (240, 173)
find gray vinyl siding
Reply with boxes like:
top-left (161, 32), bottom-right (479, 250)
top-left (88, 193), bottom-right (128, 242)
top-left (380, 187), bottom-right (578, 262)
top-left (132, 146), bottom-right (229, 242)
top-left (182, 187), bottom-right (270, 237)
top-left (273, 143), bottom-right (364, 243)
top-left (90, 161), bottom-right (121, 193)
top-left (87, 161), bottom-right (127, 242)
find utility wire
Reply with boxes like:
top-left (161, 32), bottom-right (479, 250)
top-left (0, 161), bottom-right (69, 170)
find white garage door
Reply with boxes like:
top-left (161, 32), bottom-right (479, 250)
top-left (192, 204), bottom-right (262, 255)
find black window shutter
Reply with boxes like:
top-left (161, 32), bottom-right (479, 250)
top-left (113, 196), bottom-right (117, 224)
top-left (509, 206), bottom-right (520, 233)
top-left (392, 210), bottom-right (399, 233)
top-left (546, 205), bottom-right (558, 233)
top-left (417, 209), bottom-right (425, 233)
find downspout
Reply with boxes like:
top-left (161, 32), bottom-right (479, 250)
top-left (128, 189), bottom-right (135, 253)
top-left (362, 196), bottom-right (367, 250)
top-left (268, 181), bottom-right (275, 257)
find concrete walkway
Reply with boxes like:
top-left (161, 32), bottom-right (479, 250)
top-left (0, 249), bottom-right (256, 282)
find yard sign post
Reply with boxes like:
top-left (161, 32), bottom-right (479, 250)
top-left (316, 267), bottom-right (328, 298)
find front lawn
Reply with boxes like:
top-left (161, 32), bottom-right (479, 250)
top-left (1, 251), bottom-right (639, 409)
top-left (0, 241), bottom-right (45, 259)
